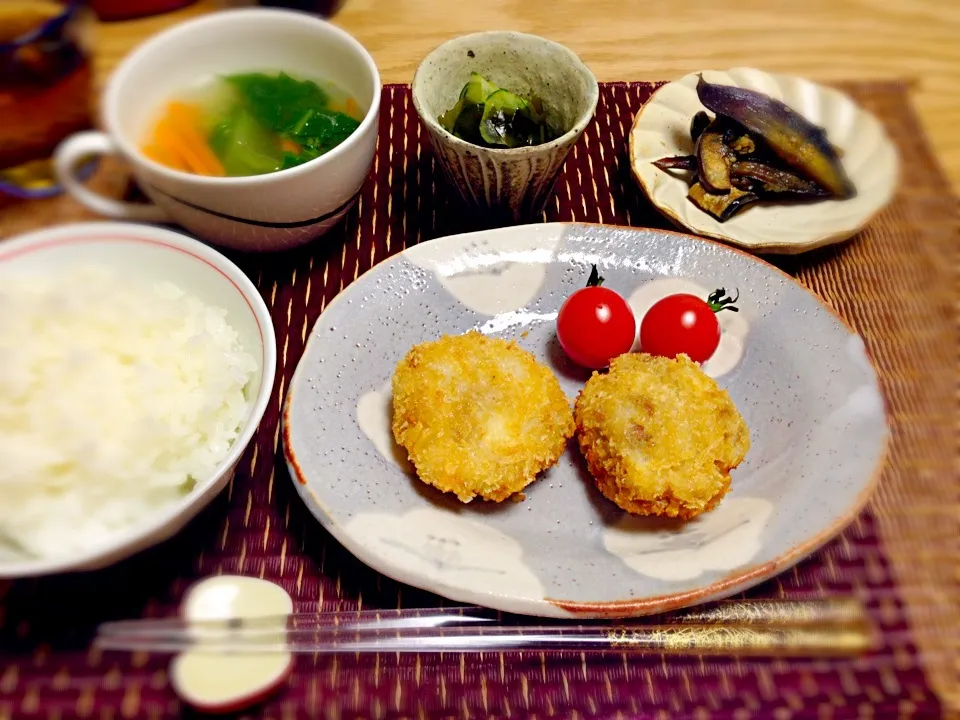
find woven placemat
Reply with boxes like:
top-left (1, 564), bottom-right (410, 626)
top-left (0, 81), bottom-right (956, 720)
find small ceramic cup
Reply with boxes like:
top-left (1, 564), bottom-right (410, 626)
top-left (412, 31), bottom-right (598, 225)
top-left (53, 8), bottom-right (380, 252)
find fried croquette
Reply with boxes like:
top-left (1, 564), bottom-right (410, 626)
top-left (391, 331), bottom-right (574, 503)
top-left (574, 352), bottom-right (750, 519)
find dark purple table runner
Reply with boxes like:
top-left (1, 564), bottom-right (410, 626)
top-left (0, 82), bottom-right (947, 719)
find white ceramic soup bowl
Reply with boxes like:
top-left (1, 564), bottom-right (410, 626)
top-left (0, 222), bottom-right (276, 578)
top-left (53, 9), bottom-right (380, 253)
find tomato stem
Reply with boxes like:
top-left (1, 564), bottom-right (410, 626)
top-left (586, 265), bottom-right (604, 287)
top-left (707, 287), bottom-right (739, 313)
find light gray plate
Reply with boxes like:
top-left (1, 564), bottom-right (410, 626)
top-left (282, 223), bottom-right (888, 618)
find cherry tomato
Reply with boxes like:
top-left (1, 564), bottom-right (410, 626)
top-left (557, 266), bottom-right (636, 369)
top-left (639, 288), bottom-right (739, 363)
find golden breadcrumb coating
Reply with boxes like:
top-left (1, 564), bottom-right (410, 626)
top-left (574, 353), bottom-right (750, 519)
top-left (392, 331), bottom-right (575, 503)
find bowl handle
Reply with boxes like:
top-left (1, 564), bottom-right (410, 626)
top-left (53, 131), bottom-right (168, 223)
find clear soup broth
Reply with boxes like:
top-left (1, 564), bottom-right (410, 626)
top-left (141, 71), bottom-right (364, 178)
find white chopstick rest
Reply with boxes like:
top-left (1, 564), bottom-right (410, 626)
top-left (169, 576), bottom-right (294, 713)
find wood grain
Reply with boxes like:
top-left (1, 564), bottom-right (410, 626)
top-left (88, 0), bottom-right (960, 192)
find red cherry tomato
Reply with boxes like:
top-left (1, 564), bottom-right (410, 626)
top-left (639, 293), bottom-right (722, 363)
top-left (557, 269), bottom-right (636, 369)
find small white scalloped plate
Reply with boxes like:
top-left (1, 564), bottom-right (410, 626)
top-left (629, 68), bottom-right (899, 255)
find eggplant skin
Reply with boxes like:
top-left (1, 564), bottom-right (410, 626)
top-left (690, 111), bottom-right (712, 142)
top-left (653, 155), bottom-right (697, 172)
top-left (695, 75), bottom-right (856, 199)
top-left (687, 183), bottom-right (759, 222)
top-left (731, 161), bottom-right (831, 197)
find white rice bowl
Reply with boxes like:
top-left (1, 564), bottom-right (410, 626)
top-left (0, 223), bottom-right (276, 577)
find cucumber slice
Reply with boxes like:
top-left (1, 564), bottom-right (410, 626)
top-left (462, 72), bottom-right (500, 105)
top-left (442, 74), bottom-right (498, 134)
top-left (438, 98), bottom-right (464, 133)
top-left (485, 88), bottom-right (528, 113)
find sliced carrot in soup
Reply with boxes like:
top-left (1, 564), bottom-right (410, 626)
top-left (143, 101), bottom-right (225, 176)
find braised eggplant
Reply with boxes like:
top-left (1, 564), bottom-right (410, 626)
top-left (688, 183), bottom-right (759, 221)
top-left (731, 161), bottom-right (830, 197)
top-left (727, 133), bottom-right (756, 156)
top-left (695, 74), bottom-right (856, 198)
top-left (648, 74), bottom-right (858, 221)
top-left (695, 123), bottom-right (734, 193)
top-left (652, 155), bottom-right (697, 172)
top-left (714, 116), bottom-right (755, 155)
top-left (690, 111), bottom-right (711, 142)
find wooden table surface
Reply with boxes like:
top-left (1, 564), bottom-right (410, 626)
top-left (89, 0), bottom-right (960, 192)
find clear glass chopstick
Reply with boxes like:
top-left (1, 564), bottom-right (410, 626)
top-left (94, 622), bottom-right (874, 657)
top-left (97, 598), bottom-right (865, 638)
top-left (94, 599), bottom-right (872, 657)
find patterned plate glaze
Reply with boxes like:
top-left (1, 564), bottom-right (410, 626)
top-left (629, 68), bottom-right (899, 255)
top-left (282, 223), bottom-right (889, 618)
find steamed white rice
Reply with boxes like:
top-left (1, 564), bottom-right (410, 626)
top-left (0, 264), bottom-right (258, 560)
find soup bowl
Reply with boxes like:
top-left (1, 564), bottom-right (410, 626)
top-left (53, 8), bottom-right (380, 252)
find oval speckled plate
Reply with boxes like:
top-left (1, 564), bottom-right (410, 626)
top-left (629, 68), bottom-right (899, 255)
top-left (282, 222), bottom-right (889, 618)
